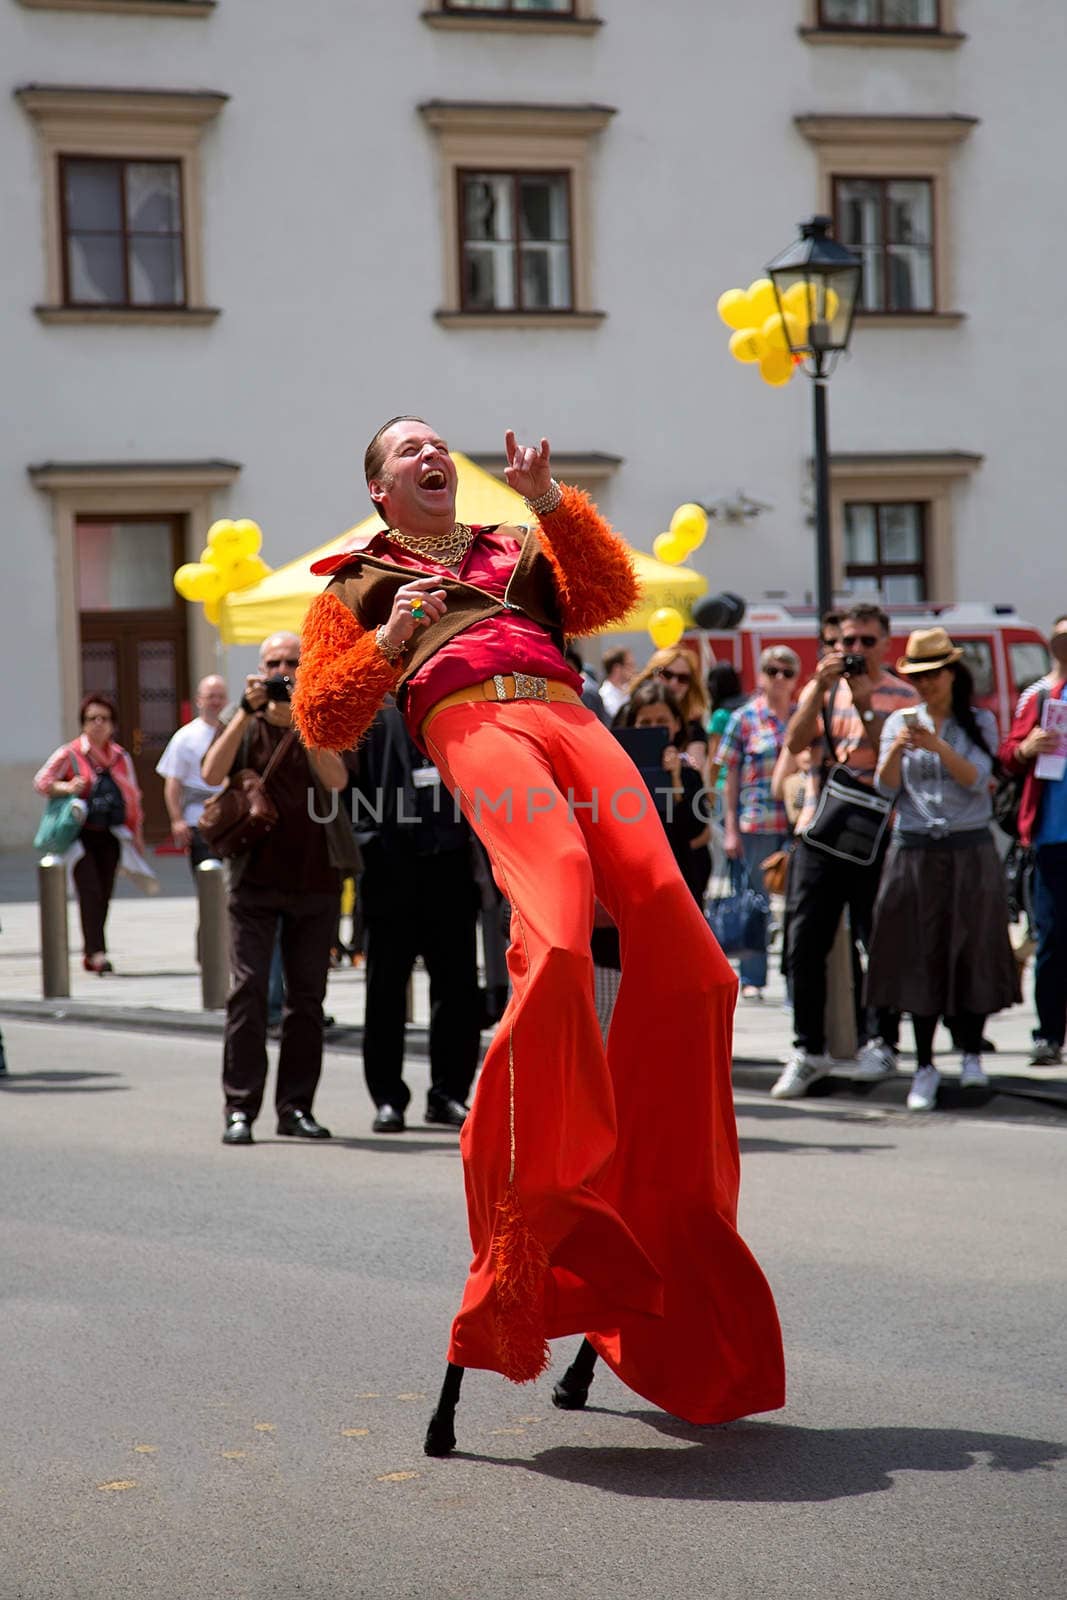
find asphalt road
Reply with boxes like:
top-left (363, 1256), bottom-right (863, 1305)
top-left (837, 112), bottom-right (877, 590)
top-left (1, 1018), bottom-right (1064, 1600)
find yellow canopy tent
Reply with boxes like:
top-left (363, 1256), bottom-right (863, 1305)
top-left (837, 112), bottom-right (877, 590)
top-left (218, 452), bottom-right (707, 645)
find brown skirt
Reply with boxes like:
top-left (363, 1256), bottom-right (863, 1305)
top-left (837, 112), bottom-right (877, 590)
top-left (866, 832), bottom-right (1019, 1017)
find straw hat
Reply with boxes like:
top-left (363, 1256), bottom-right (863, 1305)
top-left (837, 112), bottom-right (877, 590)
top-left (896, 626), bottom-right (963, 676)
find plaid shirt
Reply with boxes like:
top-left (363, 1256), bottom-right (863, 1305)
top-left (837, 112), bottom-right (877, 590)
top-left (717, 694), bottom-right (791, 834)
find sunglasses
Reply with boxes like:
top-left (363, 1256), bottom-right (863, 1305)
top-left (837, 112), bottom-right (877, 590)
top-left (841, 633), bottom-right (880, 649)
top-left (657, 668), bottom-right (692, 686)
top-left (764, 666), bottom-right (796, 680)
top-left (264, 656), bottom-right (299, 669)
top-left (83, 713), bottom-right (113, 723)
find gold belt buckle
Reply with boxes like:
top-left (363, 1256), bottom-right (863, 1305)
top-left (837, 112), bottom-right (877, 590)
top-left (493, 672), bottom-right (548, 702)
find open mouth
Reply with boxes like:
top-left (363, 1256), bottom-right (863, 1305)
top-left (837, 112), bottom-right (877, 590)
top-left (419, 468), bottom-right (448, 491)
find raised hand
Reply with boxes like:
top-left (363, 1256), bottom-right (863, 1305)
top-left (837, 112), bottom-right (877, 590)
top-left (503, 430), bottom-right (552, 500)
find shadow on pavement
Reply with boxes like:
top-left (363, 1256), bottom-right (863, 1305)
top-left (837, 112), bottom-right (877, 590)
top-left (0, 1070), bottom-right (126, 1093)
top-left (739, 1135), bottom-right (896, 1156)
top-left (470, 1416), bottom-right (1064, 1502)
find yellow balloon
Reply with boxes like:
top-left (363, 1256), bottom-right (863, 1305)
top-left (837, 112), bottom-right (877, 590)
top-left (222, 554), bottom-right (271, 593)
top-left (173, 562), bottom-right (223, 603)
top-left (648, 607), bottom-right (686, 651)
top-left (781, 281), bottom-right (811, 319)
top-left (746, 277), bottom-right (778, 325)
top-left (716, 289), bottom-right (752, 331)
top-left (729, 327), bottom-right (764, 364)
top-left (203, 597), bottom-right (220, 627)
top-left (759, 349), bottom-right (795, 387)
top-left (669, 502), bottom-right (708, 553)
top-left (761, 311), bottom-right (805, 352)
top-left (231, 518), bottom-right (263, 559)
top-left (206, 518), bottom-right (246, 568)
top-left (653, 531), bottom-right (688, 565)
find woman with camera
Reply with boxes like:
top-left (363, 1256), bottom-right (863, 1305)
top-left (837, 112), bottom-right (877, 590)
top-left (34, 693), bottom-right (144, 973)
top-left (868, 628), bottom-right (1018, 1112)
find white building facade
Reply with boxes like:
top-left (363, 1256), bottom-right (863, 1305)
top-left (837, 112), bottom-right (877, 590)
top-left (3, 0), bottom-right (1064, 843)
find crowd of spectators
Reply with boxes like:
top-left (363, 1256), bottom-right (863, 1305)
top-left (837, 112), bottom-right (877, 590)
top-left (30, 606), bottom-right (1067, 1129)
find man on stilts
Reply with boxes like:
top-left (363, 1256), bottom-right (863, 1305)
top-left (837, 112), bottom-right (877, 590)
top-left (293, 417), bottom-right (785, 1452)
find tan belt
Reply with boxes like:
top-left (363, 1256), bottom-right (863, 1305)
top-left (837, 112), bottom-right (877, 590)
top-left (422, 673), bottom-right (582, 737)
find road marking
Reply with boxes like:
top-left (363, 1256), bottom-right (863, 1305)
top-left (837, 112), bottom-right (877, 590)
top-left (133, 1445), bottom-right (157, 1454)
top-left (254, 1423), bottom-right (275, 1432)
top-left (221, 1450), bottom-right (247, 1459)
top-left (377, 1471), bottom-right (419, 1483)
top-left (98, 1480), bottom-right (136, 1491)
top-left (342, 1428), bottom-right (370, 1438)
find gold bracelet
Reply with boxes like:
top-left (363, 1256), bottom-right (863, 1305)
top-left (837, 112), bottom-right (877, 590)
top-left (375, 624), bottom-right (406, 665)
top-left (524, 479), bottom-right (562, 517)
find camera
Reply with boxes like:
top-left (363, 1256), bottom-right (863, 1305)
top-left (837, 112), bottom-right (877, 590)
top-left (264, 675), bottom-right (293, 703)
top-left (842, 653), bottom-right (867, 679)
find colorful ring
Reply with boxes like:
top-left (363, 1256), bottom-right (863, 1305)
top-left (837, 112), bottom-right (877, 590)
top-left (410, 602), bottom-right (426, 622)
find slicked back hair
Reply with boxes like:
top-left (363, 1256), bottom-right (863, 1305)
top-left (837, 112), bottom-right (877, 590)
top-left (363, 415), bottom-right (432, 521)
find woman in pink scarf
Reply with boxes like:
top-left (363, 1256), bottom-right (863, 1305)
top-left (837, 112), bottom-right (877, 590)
top-left (34, 693), bottom-right (144, 973)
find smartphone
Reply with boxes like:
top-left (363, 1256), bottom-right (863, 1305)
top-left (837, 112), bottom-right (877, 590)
top-left (264, 675), bottom-right (293, 702)
top-left (900, 707), bottom-right (921, 727)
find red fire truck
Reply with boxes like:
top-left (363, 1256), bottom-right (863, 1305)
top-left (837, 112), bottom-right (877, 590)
top-left (697, 604), bottom-right (1050, 735)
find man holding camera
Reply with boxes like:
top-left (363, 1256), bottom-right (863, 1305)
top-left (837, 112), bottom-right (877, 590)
top-left (772, 602), bottom-right (918, 1099)
top-left (202, 631), bottom-right (355, 1145)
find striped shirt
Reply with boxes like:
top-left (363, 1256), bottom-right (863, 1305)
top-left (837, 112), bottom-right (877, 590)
top-left (796, 672), bottom-right (919, 833)
top-left (717, 693), bottom-right (791, 834)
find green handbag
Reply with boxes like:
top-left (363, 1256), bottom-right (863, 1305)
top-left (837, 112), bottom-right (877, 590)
top-left (33, 795), bottom-right (87, 855)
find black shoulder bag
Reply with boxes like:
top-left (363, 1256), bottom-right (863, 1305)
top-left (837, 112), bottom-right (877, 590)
top-left (801, 687), bottom-right (893, 867)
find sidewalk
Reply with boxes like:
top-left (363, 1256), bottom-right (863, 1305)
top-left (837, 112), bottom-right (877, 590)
top-left (2, 850), bottom-right (1064, 1122)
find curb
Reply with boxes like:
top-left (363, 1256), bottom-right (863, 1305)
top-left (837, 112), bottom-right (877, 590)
top-left (3, 999), bottom-right (1064, 1123)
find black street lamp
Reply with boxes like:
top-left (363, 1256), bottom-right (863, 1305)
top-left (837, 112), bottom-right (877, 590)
top-left (766, 215), bottom-right (862, 625)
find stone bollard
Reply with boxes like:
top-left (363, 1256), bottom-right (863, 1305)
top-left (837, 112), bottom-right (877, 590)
top-left (197, 859), bottom-right (230, 1010)
top-left (825, 908), bottom-right (857, 1063)
top-left (38, 855), bottom-right (70, 999)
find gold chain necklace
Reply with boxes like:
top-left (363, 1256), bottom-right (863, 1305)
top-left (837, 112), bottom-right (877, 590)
top-left (387, 522), bottom-right (474, 567)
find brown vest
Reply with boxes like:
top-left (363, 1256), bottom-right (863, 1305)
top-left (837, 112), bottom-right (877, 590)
top-left (323, 523), bottom-right (565, 696)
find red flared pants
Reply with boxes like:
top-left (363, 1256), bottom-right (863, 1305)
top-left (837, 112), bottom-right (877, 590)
top-left (424, 698), bottom-right (784, 1424)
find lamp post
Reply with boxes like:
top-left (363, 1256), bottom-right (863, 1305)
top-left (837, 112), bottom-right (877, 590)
top-left (766, 216), bottom-right (861, 624)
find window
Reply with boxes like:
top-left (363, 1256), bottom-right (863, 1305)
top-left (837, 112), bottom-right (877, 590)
top-left (460, 172), bottom-right (571, 312)
top-left (423, 0), bottom-right (599, 28)
top-left (420, 101), bottom-right (614, 327)
top-left (818, 0), bottom-right (938, 27)
top-left (957, 640), bottom-right (994, 698)
top-left (17, 1), bottom-right (214, 15)
top-left (1010, 641), bottom-right (1050, 697)
top-left (795, 116), bottom-right (976, 322)
top-left (76, 517), bottom-right (179, 609)
top-left (18, 86), bottom-right (225, 323)
top-left (444, 0), bottom-right (573, 11)
top-left (843, 502), bottom-right (927, 602)
top-left (834, 176), bottom-right (933, 312)
top-left (62, 158), bottom-right (185, 307)
top-left (829, 453), bottom-right (982, 603)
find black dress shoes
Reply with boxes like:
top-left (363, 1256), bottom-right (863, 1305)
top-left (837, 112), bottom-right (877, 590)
top-left (222, 1111), bottom-right (253, 1145)
top-left (425, 1097), bottom-right (468, 1128)
top-left (372, 1104), bottom-right (405, 1134)
top-left (277, 1109), bottom-right (332, 1139)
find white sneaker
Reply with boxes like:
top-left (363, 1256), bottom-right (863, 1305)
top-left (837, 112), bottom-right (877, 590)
top-left (852, 1037), bottom-right (898, 1081)
top-left (770, 1052), bottom-right (830, 1100)
top-left (959, 1054), bottom-right (989, 1088)
top-left (907, 1064), bottom-right (941, 1112)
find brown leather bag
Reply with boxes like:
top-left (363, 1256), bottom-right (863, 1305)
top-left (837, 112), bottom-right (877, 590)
top-left (760, 848), bottom-right (790, 897)
top-left (198, 728), bottom-right (297, 859)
